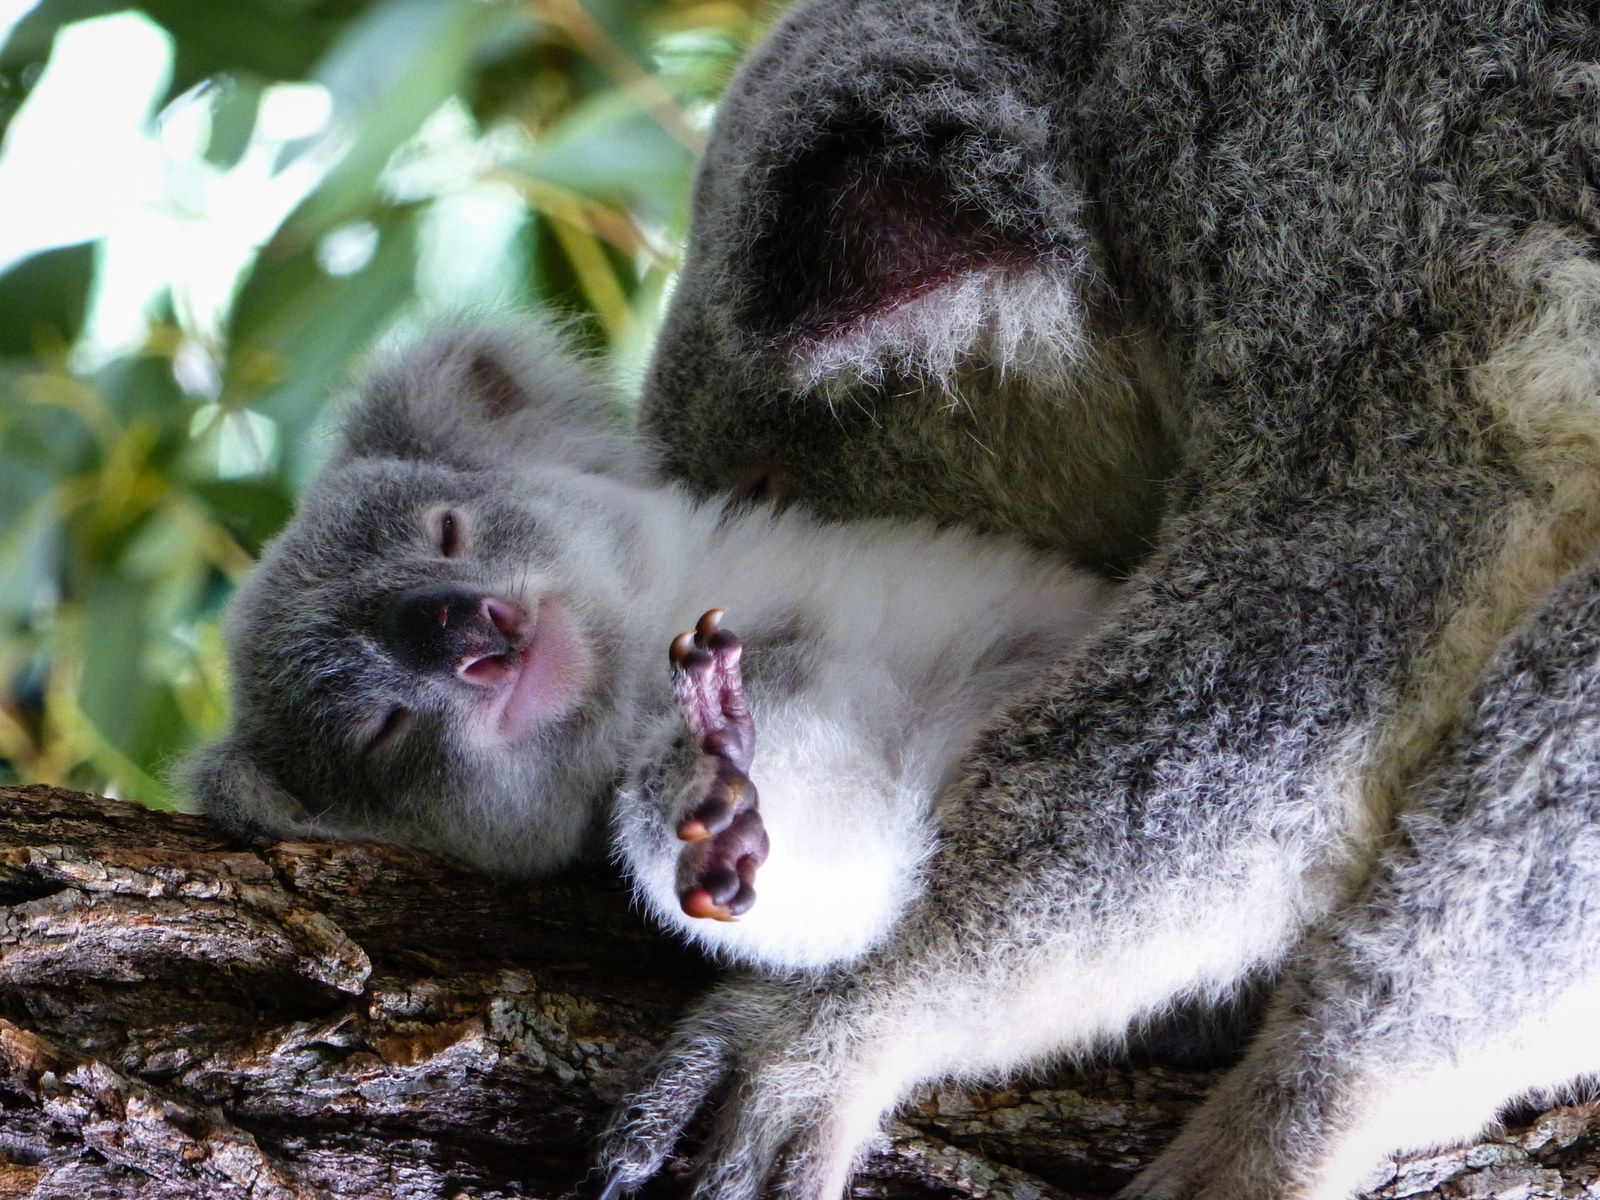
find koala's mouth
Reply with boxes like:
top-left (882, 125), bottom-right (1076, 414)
top-left (481, 599), bottom-right (591, 739)
top-left (382, 585), bottom-right (592, 741)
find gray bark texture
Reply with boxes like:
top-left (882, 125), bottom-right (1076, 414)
top-left (0, 782), bottom-right (1597, 1200)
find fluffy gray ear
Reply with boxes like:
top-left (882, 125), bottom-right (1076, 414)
top-left (180, 736), bottom-right (322, 840)
top-left (333, 318), bottom-right (655, 480)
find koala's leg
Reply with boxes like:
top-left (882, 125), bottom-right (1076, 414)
top-left (1123, 559), bottom-right (1600, 1200)
top-left (670, 610), bottom-right (770, 921)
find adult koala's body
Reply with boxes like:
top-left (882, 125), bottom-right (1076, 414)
top-left (602, 2), bottom-right (1600, 1199)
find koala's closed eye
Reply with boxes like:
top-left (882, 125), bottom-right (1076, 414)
top-left (435, 510), bottom-right (464, 558)
top-left (365, 706), bottom-right (414, 756)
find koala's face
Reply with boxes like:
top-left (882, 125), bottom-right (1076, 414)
top-left (188, 322), bottom-right (652, 872)
top-left (218, 456), bottom-right (635, 867)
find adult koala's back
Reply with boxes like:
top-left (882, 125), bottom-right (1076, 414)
top-left (602, 4), bottom-right (1600, 1200)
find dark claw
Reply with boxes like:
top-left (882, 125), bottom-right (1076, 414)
top-left (681, 886), bottom-right (737, 922)
top-left (669, 630), bottom-right (696, 666)
top-left (675, 760), bottom-right (755, 841)
top-left (696, 608), bottom-right (725, 641)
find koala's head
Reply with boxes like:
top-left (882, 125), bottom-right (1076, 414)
top-left (184, 321), bottom-right (655, 873)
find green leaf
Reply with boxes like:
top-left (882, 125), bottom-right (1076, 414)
top-left (191, 478), bottom-right (296, 554)
top-left (283, 0), bottom-right (530, 237)
top-left (515, 89), bottom-right (694, 211)
top-left (1, 0), bottom-right (340, 108)
top-left (0, 372), bottom-right (96, 483)
top-left (140, 0), bottom-right (335, 94)
top-left (201, 72), bottom-right (265, 169)
top-left (76, 566), bottom-right (147, 754)
top-left (125, 683), bottom-right (191, 809)
top-left (0, 497), bottom-right (62, 627)
top-left (90, 348), bottom-right (189, 436)
top-left (0, 242), bottom-right (96, 355)
top-left (0, 1), bottom-right (124, 72)
top-left (226, 202), bottom-right (420, 466)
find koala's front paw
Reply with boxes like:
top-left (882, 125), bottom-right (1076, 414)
top-left (597, 974), bottom-right (877, 1200)
top-left (670, 609), bottom-right (769, 921)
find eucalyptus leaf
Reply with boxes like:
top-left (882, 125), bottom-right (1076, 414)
top-left (0, 500), bottom-right (62, 626)
top-left (191, 478), bottom-right (296, 554)
top-left (77, 567), bottom-right (148, 756)
top-left (201, 73), bottom-right (265, 170)
top-left (0, 0), bottom-right (338, 111)
top-left (0, 242), bottom-right (95, 355)
top-left (515, 89), bottom-right (695, 208)
top-left (283, 0), bottom-right (531, 237)
top-left (226, 202), bottom-right (421, 463)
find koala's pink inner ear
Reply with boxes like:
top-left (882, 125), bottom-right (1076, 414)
top-left (466, 352), bottom-right (528, 419)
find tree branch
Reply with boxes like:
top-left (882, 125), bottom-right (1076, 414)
top-left (1, 784), bottom-right (1595, 1199)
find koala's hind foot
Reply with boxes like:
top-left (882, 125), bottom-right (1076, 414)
top-left (670, 609), bottom-right (769, 921)
top-left (598, 970), bottom-right (896, 1200)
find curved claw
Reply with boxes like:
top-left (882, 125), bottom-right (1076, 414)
top-left (681, 886), bottom-right (739, 922)
top-left (670, 609), bottom-right (730, 668)
top-left (669, 629), bottom-right (697, 666)
top-left (696, 608), bottom-right (726, 641)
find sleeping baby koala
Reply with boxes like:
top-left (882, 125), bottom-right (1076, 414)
top-left (186, 321), bottom-right (1113, 968)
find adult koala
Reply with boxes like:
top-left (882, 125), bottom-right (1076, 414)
top-left (601, 2), bottom-right (1600, 1199)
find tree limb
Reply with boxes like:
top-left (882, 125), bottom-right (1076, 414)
top-left (0, 784), bottom-right (1595, 1199)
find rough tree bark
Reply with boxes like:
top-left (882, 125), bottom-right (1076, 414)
top-left (0, 782), bottom-right (1596, 1200)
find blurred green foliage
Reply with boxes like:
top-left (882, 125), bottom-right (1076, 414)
top-left (0, 0), bottom-right (771, 808)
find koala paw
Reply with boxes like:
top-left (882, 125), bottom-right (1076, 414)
top-left (596, 973), bottom-right (876, 1200)
top-left (670, 609), bottom-right (769, 921)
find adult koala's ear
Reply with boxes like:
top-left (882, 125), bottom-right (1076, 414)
top-left (332, 318), bottom-right (654, 480)
top-left (180, 736), bottom-right (323, 841)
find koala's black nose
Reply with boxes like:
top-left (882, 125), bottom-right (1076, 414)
top-left (382, 585), bottom-right (527, 679)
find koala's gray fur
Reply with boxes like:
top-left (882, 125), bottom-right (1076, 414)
top-left (601, 2), bottom-right (1600, 1198)
top-left (186, 319), bottom-right (1112, 971)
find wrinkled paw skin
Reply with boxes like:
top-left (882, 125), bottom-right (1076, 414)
top-left (670, 609), bottom-right (770, 921)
